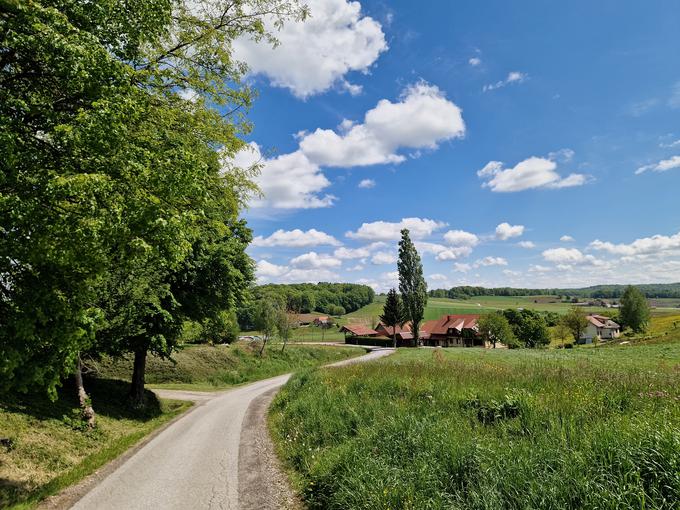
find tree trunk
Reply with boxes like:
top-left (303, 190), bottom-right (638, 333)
top-left (129, 347), bottom-right (147, 407)
top-left (75, 355), bottom-right (96, 428)
top-left (392, 328), bottom-right (397, 349)
top-left (281, 337), bottom-right (287, 353)
top-left (259, 336), bottom-right (267, 356)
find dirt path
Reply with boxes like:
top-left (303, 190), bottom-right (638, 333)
top-left (62, 348), bottom-right (392, 510)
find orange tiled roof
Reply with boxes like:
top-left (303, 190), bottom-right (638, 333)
top-left (421, 314), bottom-right (480, 336)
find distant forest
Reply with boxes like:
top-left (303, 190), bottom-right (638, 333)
top-left (428, 283), bottom-right (680, 299)
top-left (256, 282), bottom-right (374, 314)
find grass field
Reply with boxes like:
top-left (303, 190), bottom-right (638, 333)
top-left (338, 295), bottom-right (613, 328)
top-left (270, 339), bottom-right (680, 509)
top-left (93, 342), bottom-right (363, 391)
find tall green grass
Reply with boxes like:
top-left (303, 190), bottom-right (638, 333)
top-left (270, 345), bottom-right (680, 509)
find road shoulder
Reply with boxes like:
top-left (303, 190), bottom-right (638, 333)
top-left (238, 387), bottom-right (303, 510)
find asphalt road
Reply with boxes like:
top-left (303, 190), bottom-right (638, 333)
top-left (70, 348), bottom-right (393, 510)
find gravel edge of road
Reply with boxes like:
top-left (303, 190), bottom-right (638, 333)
top-left (238, 387), bottom-right (303, 510)
top-left (238, 348), bottom-right (395, 510)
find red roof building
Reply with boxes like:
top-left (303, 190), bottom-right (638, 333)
top-left (375, 321), bottom-right (415, 341)
top-left (339, 324), bottom-right (380, 337)
top-left (421, 314), bottom-right (484, 347)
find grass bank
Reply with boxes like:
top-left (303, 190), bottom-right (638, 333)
top-left (93, 342), bottom-right (364, 391)
top-left (270, 344), bottom-right (680, 509)
top-left (0, 380), bottom-right (189, 509)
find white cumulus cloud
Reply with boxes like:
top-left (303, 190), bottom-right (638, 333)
top-left (542, 248), bottom-right (609, 267)
top-left (473, 256), bottom-right (508, 267)
top-left (232, 143), bottom-right (335, 209)
top-left (299, 82), bottom-right (465, 167)
top-left (443, 229), bottom-right (479, 247)
top-left (358, 178), bottom-right (376, 189)
top-left (477, 156), bottom-right (588, 192)
top-left (416, 241), bottom-right (473, 261)
top-left (495, 222), bottom-right (524, 240)
top-left (589, 231), bottom-right (680, 257)
top-left (560, 235), bottom-right (575, 242)
top-left (518, 241), bottom-right (536, 249)
top-left (346, 217), bottom-right (446, 241)
top-left (233, 0), bottom-right (387, 98)
top-left (289, 251), bottom-right (342, 269)
top-left (635, 155), bottom-right (680, 175)
top-left (371, 251), bottom-right (397, 265)
top-left (252, 228), bottom-right (340, 247)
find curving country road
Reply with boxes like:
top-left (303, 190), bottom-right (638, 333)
top-left (69, 348), bottom-right (393, 510)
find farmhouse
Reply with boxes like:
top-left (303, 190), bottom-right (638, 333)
top-left (291, 313), bottom-right (320, 327)
top-left (313, 316), bottom-right (331, 326)
top-left (580, 314), bottom-right (621, 343)
top-left (421, 314), bottom-right (486, 347)
top-left (374, 322), bottom-right (414, 343)
top-left (339, 324), bottom-right (380, 339)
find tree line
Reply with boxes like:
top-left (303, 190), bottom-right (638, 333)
top-left (237, 282), bottom-right (374, 330)
top-left (429, 283), bottom-right (680, 299)
top-left (1, 0), bottom-right (306, 425)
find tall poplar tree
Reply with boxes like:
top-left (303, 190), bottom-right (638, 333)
top-left (398, 229), bottom-right (427, 346)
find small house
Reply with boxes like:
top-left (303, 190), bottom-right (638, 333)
top-left (579, 314), bottom-right (621, 343)
top-left (313, 316), bottom-right (331, 326)
top-left (340, 324), bottom-right (380, 339)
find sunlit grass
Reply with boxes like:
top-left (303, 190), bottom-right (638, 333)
top-left (271, 343), bottom-right (680, 509)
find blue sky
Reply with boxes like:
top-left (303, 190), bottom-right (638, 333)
top-left (226, 0), bottom-right (680, 292)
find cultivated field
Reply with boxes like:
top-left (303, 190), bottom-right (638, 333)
top-left (270, 338), bottom-right (680, 509)
top-left (339, 295), bottom-right (612, 327)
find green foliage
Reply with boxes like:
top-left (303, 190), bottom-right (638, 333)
top-left (253, 297), bottom-right (283, 355)
top-left (0, 0), bottom-right (307, 400)
top-left (620, 286), bottom-right (651, 333)
top-left (271, 346), bottom-right (680, 509)
top-left (201, 310), bottom-right (240, 345)
top-left (398, 229), bottom-right (427, 343)
top-left (380, 288), bottom-right (406, 347)
top-left (552, 323), bottom-right (574, 348)
top-left (562, 306), bottom-right (589, 341)
top-left (503, 309), bottom-right (550, 348)
top-left (477, 312), bottom-right (516, 348)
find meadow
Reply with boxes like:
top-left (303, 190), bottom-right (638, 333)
top-left (270, 341), bottom-right (680, 509)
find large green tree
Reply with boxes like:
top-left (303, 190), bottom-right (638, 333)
top-left (477, 312), bottom-right (515, 348)
top-left (0, 0), bottom-right (302, 409)
top-left (398, 229), bottom-right (427, 346)
top-left (562, 306), bottom-right (589, 342)
top-left (380, 288), bottom-right (406, 348)
top-left (503, 309), bottom-right (550, 348)
top-left (619, 285), bottom-right (651, 334)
